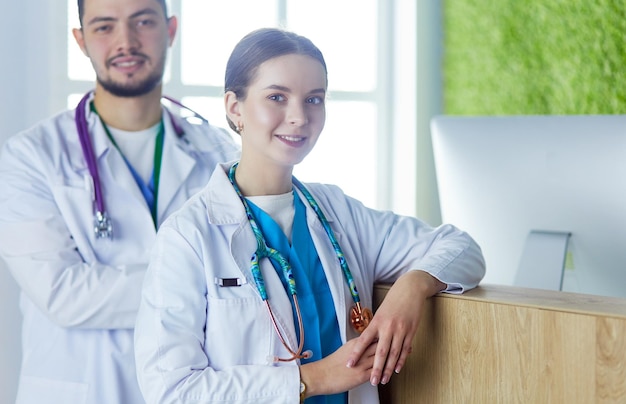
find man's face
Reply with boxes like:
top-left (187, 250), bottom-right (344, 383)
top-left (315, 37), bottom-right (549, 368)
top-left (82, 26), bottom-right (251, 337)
top-left (73, 0), bottom-right (176, 97)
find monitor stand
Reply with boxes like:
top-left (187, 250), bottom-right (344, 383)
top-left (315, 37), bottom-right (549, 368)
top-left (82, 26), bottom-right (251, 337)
top-left (514, 230), bottom-right (571, 291)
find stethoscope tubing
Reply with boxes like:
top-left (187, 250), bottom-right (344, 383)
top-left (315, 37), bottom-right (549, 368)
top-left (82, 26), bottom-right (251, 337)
top-left (75, 90), bottom-right (208, 239)
top-left (228, 163), bottom-right (371, 361)
top-left (75, 92), bottom-right (106, 216)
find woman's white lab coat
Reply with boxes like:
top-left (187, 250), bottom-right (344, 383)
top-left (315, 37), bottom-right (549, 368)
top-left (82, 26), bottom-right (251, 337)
top-left (0, 93), bottom-right (240, 404)
top-left (134, 162), bottom-right (485, 404)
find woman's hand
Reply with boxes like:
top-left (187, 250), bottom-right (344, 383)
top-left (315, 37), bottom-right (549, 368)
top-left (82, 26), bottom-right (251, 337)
top-left (299, 338), bottom-right (376, 398)
top-left (346, 270), bottom-right (446, 386)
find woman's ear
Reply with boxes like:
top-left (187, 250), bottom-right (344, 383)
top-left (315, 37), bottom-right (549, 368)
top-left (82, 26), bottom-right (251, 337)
top-left (224, 91), bottom-right (241, 125)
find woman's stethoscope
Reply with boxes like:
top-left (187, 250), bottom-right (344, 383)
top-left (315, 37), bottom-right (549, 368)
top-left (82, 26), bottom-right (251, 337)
top-left (75, 91), bottom-right (207, 240)
top-left (228, 163), bottom-right (373, 363)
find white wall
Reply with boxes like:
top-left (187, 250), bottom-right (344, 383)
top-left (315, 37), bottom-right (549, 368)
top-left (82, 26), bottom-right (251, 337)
top-left (1, 2), bottom-right (27, 402)
top-left (0, 3), bottom-right (63, 403)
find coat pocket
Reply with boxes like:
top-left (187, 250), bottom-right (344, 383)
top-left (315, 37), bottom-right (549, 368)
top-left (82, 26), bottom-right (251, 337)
top-left (204, 295), bottom-right (275, 368)
top-left (16, 376), bottom-right (88, 404)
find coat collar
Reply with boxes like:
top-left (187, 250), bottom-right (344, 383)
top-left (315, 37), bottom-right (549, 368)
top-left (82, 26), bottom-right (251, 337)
top-left (204, 162), bottom-right (249, 225)
top-left (205, 162), bottom-right (338, 227)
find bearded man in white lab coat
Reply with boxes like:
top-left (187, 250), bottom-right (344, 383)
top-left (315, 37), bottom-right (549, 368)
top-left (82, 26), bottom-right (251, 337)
top-left (0, 0), bottom-right (239, 403)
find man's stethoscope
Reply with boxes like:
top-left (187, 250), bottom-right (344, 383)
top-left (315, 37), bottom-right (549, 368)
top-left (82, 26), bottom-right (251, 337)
top-left (228, 163), bottom-right (373, 363)
top-left (75, 91), bottom-right (207, 240)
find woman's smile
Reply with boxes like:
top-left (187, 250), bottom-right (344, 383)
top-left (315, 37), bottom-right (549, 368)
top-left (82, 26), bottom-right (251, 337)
top-left (276, 134), bottom-right (307, 147)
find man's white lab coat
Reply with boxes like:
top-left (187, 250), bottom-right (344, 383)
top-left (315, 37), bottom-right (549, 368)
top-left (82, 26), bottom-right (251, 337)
top-left (0, 93), bottom-right (240, 404)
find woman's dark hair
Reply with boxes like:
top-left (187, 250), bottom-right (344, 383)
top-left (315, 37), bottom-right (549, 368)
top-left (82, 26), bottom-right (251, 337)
top-left (77, 0), bottom-right (168, 26)
top-left (224, 28), bottom-right (328, 133)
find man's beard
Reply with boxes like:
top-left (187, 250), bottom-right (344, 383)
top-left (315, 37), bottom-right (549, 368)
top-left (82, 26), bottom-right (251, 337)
top-left (97, 71), bottom-right (162, 98)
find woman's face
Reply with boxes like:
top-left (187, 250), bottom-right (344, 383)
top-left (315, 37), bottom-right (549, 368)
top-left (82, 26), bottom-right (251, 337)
top-left (232, 54), bottom-right (327, 169)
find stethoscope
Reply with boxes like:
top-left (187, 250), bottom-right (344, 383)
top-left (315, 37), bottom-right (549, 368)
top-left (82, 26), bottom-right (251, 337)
top-left (228, 163), bottom-right (373, 363)
top-left (75, 91), bottom-right (207, 240)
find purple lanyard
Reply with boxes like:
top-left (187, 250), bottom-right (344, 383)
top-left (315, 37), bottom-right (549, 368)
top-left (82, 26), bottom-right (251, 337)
top-left (74, 91), bottom-right (207, 239)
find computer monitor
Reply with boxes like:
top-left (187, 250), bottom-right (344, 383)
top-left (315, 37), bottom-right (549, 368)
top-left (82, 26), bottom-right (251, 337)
top-left (431, 115), bottom-right (626, 298)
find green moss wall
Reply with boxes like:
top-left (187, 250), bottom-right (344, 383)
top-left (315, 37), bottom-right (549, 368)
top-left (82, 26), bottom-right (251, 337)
top-left (443, 1), bottom-right (626, 115)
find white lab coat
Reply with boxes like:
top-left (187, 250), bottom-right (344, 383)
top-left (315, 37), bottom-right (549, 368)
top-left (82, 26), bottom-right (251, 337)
top-left (134, 162), bottom-right (485, 404)
top-left (0, 93), bottom-right (240, 404)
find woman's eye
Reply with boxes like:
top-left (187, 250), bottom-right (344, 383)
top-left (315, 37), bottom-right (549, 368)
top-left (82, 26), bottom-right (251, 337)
top-left (307, 96), bottom-right (324, 105)
top-left (268, 94), bottom-right (286, 102)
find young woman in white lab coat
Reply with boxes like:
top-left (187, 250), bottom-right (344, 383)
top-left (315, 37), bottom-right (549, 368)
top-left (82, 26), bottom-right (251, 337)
top-left (134, 28), bottom-right (485, 403)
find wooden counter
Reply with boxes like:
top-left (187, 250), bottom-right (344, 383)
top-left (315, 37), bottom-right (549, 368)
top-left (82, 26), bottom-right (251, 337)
top-left (373, 283), bottom-right (626, 403)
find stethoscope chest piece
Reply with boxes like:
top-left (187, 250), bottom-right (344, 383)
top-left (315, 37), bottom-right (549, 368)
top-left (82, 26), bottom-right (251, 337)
top-left (350, 303), bottom-right (373, 334)
top-left (94, 210), bottom-right (113, 239)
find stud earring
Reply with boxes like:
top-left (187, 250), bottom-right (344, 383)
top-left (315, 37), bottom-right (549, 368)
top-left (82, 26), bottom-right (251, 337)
top-left (237, 123), bottom-right (244, 133)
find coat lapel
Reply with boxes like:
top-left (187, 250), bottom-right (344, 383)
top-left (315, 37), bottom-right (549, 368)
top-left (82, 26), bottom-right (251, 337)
top-left (156, 114), bottom-right (196, 221)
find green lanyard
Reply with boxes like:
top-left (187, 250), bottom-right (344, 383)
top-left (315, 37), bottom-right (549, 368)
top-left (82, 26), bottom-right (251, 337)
top-left (90, 103), bottom-right (165, 226)
top-left (151, 125), bottom-right (165, 225)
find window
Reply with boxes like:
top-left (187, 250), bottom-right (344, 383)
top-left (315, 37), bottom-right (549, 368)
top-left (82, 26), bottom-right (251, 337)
top-left (64, 1), bottom-right (417, 214)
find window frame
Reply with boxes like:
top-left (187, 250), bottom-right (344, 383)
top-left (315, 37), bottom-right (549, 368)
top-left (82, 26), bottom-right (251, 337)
top-left (57, 0), bottom-right (423, 217)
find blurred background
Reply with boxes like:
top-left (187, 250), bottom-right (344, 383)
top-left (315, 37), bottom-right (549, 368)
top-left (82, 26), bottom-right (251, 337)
top-left (2, 1), bottom-right (624, 402)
